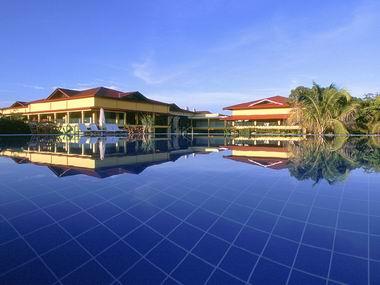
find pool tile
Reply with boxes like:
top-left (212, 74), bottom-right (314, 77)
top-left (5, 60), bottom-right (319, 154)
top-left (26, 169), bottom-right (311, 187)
top-left (59, 212), bottom-right (99, 237)
top-left (370, 215), bottom-right (380, 235)
top-left (24, 224), bottom-right (71, 254)
top-left (247, 210), bottom-right (277, 232)
top-left (209, 217), bottom-right (241, 242)
top-left (104, 212), bottom-right (140, 237)
top-left (120, 259), bottom-right (166, 284)
top-left (223, 204), bottom-right (252, 224)
top-left (147, 211), bottom-right (181, 235)
top-left (370, 235), bottom-right (380, 260)
top-left (330, 253), bottom-right (368, 284)
top-left (250, 258), bottom-right (289, 285)
top-left (314, 195), bottom-right (340, 210)
top-left (172, 254), bottom-right (214, 285)
top-left (41, 240), bottom-right (91, 278)
top-left (71, 193), bottom-right (105, 209)
top-left (182, 190), bottom-right (209, 204)
top-left (273, 217), bottom-right (304, 242)
top-left (0, 200), bottom-right (37, 219)
top-left (235, 226), bottom-right (269, 254)
top-left (338, 212), bottom-right (368, 233)
top-left (201, 197), bottom-right (230, 215)
top-left (192, 234), bottom-right (229, 265)
top-left (11, 210), bottom-right (54, 235)
top-left (288, 269), bottom-right (326, 285)
top-left (340, 198), bottom-right (368, 214)
top-left (0, 259), bottom-right (56, 285)
top-left (127, 201), bottom-right (161, 222)
top-left (86, 202), bottom-right (122, 222)
top-left (309, 207), bottom-right (337, 227)
top-left (220, 246), bottom-right (258, 280)
top-left (263, 236), bottom-right (298, 266)
top-left (168, 223), bottom-right (203, 250)
top-left (0, 238), bottom-right (35, 274)
top-left (302, 224), bottom-right (334, 249)
top-left (207, 269), bottom-right (244, 284)
top-left (44, 201), bottom-right (82, 221)
top-left (124, 225), bottom-right (162, 254)
top-left (282, 203), bottom-right (309, 221)
top-left (166, 200), bottom-right (194, 219)
top-left (334, 229), bottom-right (368, 258)
top-left (0, 221), bottom-right (18, 244)
top-left (186, 208), bottom-right (218, 230)
top-left (370, 260), bottom-right (380, 284)
top-left (148, 193), bottom-right (175, 208)
top-left (77, 225), bottom-right (119, 255)
top-left (96, 241), bottom-right (140, 276)
top-left (257, 198), bottom-right (284, 215)
top-left (61, 260), bottom-right (114, 284)
top-left (294, 245), bottom-right (330, 277)
top-left (147, 239), bottom-right (187, 273)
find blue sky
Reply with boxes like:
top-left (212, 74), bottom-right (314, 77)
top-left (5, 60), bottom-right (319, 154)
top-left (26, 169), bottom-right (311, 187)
top-left (0, 0), bottom-right (379, 112)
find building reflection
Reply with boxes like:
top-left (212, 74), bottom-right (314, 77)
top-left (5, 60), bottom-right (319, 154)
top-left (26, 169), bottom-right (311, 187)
top-left (0, 136), bottom-right (226, 178)
top-left (223, 136), bottom-right (304, 170)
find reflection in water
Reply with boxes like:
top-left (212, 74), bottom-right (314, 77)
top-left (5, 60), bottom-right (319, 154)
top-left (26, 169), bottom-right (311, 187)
top-left (0, 135), bottom-right (228, 178)
top-left (224, 136), bottom-right (380, 184)
top-left (0, 135), bottom-right (379, 183)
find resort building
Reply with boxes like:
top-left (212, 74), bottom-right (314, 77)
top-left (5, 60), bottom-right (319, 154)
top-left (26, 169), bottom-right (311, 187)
top-left (223, 96), bottom-right (301, 133)
top-left (189, 111), bottom-right (227, 134)
top-left (0, 87), bottom-right (193, 134)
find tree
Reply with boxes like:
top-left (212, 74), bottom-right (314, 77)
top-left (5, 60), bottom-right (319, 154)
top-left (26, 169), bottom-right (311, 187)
top-left (288, 83), bottom-right (359, 134)
top-left (354, 94), bottom-right (380, 134)
top-left (140, 113), bottom-right (154, 134)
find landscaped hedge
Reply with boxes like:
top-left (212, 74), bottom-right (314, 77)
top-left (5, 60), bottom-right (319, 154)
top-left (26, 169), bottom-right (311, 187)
top-left (0, 117), bottom-right (31, 134)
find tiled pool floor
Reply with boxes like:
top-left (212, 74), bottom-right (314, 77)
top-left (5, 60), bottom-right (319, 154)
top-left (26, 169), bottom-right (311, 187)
top-left (0, 142), bottom-right (380, 284)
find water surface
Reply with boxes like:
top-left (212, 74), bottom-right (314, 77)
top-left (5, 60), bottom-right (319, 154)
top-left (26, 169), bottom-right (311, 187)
top-left (0, 135), bottom-right (379, 284)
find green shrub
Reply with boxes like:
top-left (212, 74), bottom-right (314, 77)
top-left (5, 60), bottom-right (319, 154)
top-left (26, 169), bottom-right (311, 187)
top-left (0, 117), bottom-right (31, 134)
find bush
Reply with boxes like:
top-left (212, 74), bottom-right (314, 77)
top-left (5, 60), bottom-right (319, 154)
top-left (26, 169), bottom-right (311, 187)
top-left (0, 117), bottom-right (31, 134)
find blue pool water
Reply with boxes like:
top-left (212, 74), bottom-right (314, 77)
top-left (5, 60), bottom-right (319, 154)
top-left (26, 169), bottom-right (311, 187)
top-left (0, 135), bottom-right (379, 284)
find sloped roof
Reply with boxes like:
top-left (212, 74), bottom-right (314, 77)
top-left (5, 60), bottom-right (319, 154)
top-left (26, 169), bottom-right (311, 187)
top-left (224, 156), bottom-right (289, 170)
top-left (9, 101), bottom-right (29, 108)
top-left (224, 96), bottom-right (289, 110)
top-left (9, 87), bottom-right (169, 107)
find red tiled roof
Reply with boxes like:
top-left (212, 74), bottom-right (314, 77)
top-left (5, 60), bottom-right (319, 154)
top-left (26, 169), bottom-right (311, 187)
top-left (224, 156), bottom-right (289, 169)
top-left (7, 87), bottom-right (169, 108)
top-left (224, 96), bottom-right (289, 110)
top-left (222, 114), bottom-right (289, 121)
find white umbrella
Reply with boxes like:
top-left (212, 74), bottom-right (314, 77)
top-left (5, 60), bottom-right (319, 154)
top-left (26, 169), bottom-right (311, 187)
top-left (99, 139), bottom-right (106, 160)
top-left (99, 108), bottom-right (106, 130)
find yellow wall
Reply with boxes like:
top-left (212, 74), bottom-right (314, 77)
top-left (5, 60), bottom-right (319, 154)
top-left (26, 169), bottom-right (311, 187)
top-left (231, 150), bottom-right (290, 159)
top-left (231, 107), bottom-right (292, 116)
top-left (95, 98), bottom-right (169, 114)
top-left (1, 96), bottom-right (170, 116)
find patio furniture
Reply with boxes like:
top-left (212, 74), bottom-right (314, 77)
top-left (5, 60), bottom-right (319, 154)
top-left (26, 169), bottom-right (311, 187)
top-left (105, 124), bottom-right (127, 135)
top-left (78, 124), bottom-right (91, 135)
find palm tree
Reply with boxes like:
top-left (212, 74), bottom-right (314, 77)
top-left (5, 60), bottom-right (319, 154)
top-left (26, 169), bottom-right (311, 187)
top-left (288, 83), bottom-right (359, 134)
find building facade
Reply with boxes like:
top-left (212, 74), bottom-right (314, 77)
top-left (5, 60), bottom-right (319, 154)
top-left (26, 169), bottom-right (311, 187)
top-left (223, 96), bottom-right (301, 134)
top-left (0, 87), bottom-right (193, 133)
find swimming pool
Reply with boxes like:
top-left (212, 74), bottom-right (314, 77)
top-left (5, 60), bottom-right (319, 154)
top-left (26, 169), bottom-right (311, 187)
top-left (0, 135), bottom-right (379, 284)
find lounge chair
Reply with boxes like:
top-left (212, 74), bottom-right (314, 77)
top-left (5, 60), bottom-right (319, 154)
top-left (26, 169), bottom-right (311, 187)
top-left (89, 137), bottom-right (99, 144)
top-left (78, 124), bottom-right (91, 135)
top-left (105, 124), bottom-right (127, 135)
top-left (106, 136), bottom-right (119, 144)
top-left (79, 136), bottom-right (90, 144)
top-left (88, 124), bottom-right (103, 135)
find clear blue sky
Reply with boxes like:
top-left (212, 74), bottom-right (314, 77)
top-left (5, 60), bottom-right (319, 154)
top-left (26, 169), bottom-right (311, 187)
top-left (1, 0), bottom-right (379, 112)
